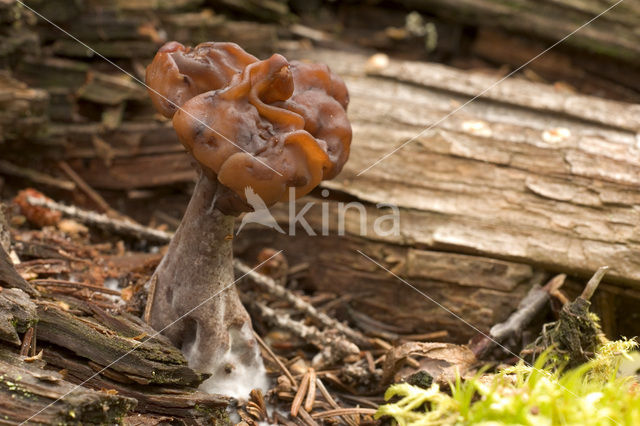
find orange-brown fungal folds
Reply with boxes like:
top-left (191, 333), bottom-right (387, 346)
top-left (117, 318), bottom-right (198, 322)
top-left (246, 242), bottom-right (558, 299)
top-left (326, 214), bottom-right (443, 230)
top-left (145, 41), bottom-right (257, 118)
top-left (147, 42), bottom-right (351, 214)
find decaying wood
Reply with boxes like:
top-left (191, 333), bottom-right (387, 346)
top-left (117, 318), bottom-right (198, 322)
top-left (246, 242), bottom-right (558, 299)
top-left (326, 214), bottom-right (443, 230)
top-left (43, 349), bottom-right (229, 422)
top-left (394, 0), bottom-right (640, 66)
top-left (298, 48), bottom-right (640, 283)
top-left (35, 297), bottom-right (204, 387)
top-left (0, 215), bottom-right (231, 423)
top-left (0, 347), bottom-right (136, 424)
top-left (0, 287), bottom-right (37, 346)
top-left (470, 28), bottom-right (640, 103)
top-left (0, 72), bottom-right (48, 143)
top-left (231, 47), bottom-right (640, 341)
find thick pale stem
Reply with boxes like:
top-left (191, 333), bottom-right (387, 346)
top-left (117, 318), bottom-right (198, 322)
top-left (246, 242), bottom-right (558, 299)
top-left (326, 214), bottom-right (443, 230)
top-left (147, 174), bottom-right (266, 398)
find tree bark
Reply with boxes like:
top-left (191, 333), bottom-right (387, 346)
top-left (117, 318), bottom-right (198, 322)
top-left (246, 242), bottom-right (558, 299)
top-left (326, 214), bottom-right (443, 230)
top-left (235, 48), bottom-right (640, 341)
top-left (394, 0), bottom-right (640, 67)
top-left (0, 347), bottom-right (136, 425)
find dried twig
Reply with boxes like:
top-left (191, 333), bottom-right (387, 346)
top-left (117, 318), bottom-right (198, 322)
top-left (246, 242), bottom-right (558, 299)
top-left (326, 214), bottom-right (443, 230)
top-left (582, 266), bottom-right (609, 300)
top-left (57, 161), bottom-right (119, 217)
top-left (236, 260), bottom-right (370, 348)
top-left (24, 196), bottom-right (172, 243)
top-left (253, 331), bottom-right (297, 388)
top-left (473, 274), bottom-right (565, 358)
top-left (254, 301), bottom-right (359, 367)
top-left (0, 160), bottom-right (76, 191)
top-left (142, 275), bottom-right (157, 324)
top-left (30, 279), bottom-right (121, 296)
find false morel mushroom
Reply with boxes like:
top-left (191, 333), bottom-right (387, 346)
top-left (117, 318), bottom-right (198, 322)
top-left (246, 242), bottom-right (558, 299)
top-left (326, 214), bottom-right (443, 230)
top-left (145, 42), bottom-right (352, 397)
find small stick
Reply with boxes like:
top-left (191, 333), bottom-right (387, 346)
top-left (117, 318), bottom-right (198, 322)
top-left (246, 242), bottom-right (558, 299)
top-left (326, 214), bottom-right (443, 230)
top-left (253, 331), bottom-right (297, 388)
top-left (254, 301), bottom-right (359, 367)
top-left (143, 275), bottom-right (157, 324)
top-left (581, 266), bottom-right (609, 301)
top-left (20, 327), bottom-right (34, 356)
top-left (365, 351), bottom-right (376, 373)
top-left (401, 330), bottom-right (449, 340)
top-left (0, 160), bottom-right (75, 191)
top-left (291, 371), bottom-right (311, 417)
top-left (304, 368), bottom-right (317, 412)
top-left (25, 196), bottom-right (173, 243)
top-left (474, 274), bottom-right (566, 358)
top-left (57, 161), bottom-right (113, 215)
top-left (320, 372), bottom-right (359, 395)
top-left (236, 260), bottom-right (370, 348)
top-left (30, 279), bottom-right (121, 296)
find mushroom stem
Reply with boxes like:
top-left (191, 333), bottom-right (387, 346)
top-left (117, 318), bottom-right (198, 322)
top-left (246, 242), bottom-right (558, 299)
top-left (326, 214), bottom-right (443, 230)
top-left (147, 172), bottom-right (266, 398)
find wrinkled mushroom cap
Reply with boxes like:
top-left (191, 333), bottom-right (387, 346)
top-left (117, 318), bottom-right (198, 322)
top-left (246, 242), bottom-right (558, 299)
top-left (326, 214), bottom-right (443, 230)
top-left (147, 43), bottom-right (351, 215)
top-left (146, 41), bottom-right (257, 118)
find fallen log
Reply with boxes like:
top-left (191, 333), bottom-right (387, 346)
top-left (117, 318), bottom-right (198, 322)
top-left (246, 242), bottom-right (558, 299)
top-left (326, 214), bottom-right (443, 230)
top-left (234, 47), bottom-right (640, 341)
top-left (35, 296), bottom-right (204, 387)
top-left (43, 348), bottom-right (230, 421)
top-left (0, 346), bottom-right (136, 424)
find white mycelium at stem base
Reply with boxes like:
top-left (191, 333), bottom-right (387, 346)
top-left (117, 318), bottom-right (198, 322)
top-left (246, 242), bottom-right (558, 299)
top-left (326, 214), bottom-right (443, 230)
top-left (146, 172), bottom-right (267, 398)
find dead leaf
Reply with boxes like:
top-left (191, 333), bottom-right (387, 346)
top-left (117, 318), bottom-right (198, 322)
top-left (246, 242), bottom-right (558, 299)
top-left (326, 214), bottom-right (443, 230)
top-left (381, 342), bottom-right (476, 386)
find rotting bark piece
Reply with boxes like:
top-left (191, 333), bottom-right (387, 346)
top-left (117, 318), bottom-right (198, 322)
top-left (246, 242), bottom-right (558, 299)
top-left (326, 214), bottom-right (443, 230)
top-left (0, 287), bottom-right (37, 346)
top-left (0, 347), bottom-right (136, 424)
top-left (144, 41), bottom-right (352, 397)
top-left (43, 348), bottom-right (230, 423)
top-left (35, 300), bottom-right (204, 387)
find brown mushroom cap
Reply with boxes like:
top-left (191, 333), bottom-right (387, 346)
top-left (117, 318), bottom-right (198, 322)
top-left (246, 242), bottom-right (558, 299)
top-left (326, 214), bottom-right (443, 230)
top-left (277, 61), bottom-right (351, 179)
top-left (145, 41), bottom-right (257, 118)
top-left (147, 43), bottom-right (351, 215)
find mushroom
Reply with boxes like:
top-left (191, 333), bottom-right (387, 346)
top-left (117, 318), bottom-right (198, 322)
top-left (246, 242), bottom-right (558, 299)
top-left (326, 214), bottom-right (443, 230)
top-left (145, 42), bottom-right (352, 397)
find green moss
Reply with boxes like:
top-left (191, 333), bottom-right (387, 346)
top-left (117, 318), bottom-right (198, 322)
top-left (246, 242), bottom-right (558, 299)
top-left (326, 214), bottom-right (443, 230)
top-left (377, 339), bottom-right (640, 425)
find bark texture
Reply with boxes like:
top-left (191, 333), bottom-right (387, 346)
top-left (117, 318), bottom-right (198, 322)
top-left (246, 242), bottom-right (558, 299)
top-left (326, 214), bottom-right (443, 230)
top-left (394, 0), bottom-right (640, 66)
top-left (235, 48), bottom-right (640, 341)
